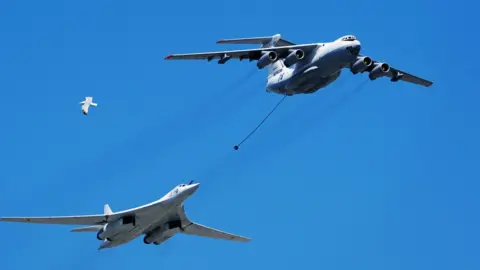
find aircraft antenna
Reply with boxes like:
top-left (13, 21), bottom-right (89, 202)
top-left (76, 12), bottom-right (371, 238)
top-left (233, 94), bottom-right (287, 150)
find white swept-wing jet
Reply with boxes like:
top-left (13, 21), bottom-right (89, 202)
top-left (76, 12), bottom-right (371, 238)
top-left (80, 97), bottom-right (97, 115)
top-left (0, 181), bottom-right (250, 250)
top-left (165, 34), bottom-right (433, 95)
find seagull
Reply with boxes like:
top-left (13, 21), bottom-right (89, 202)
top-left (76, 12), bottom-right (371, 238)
top-left (80, 97), bottom-right (97, 115)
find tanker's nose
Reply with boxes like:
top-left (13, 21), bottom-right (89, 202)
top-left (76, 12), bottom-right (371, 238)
top-left (346, 40), bottom-right (361, 56)
top-left (353, 40), bottom-right (361, 51)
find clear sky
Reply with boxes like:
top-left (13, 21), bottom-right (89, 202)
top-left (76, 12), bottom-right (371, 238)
top-left (0, 1), bottom-right (478, 269)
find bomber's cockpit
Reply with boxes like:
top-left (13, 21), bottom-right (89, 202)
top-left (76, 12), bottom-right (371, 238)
top-left (178, 181), bottom-right (195, 188)
top-left (172, 184), bottom-right (188, 194)
top-left (160, 181), bottom-right (200, 201)
top-left (339, 35), bottom-right (357, 41)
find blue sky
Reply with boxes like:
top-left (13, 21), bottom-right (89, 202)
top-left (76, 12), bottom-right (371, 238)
top-left (0, 0), bottom-right (478, 269)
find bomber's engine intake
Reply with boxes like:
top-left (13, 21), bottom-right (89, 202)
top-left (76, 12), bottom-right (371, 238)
top-left (350, 56), bottom-right (373, 74)
top-left (143, 226), bottom-right (167, 244)
top-left (257, 51), bottom-right (278, 69)
top-left (96, 215), bottom-right (136, 241)
top-left (283, 49), bottom-right (305, 67)
top-left (368, 62), bottom-right (390, 80)
top-left (143, 220), bottom-right (182, 245)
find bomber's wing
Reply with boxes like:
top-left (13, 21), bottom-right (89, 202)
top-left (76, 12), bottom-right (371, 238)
top-left (361, 56), bottom-right (433, 87)
top-left (177, 205), bottom-right (250, 242)
top-left (164, 44), bottom-right (318, 62)
top-left (0, 201), bottom-right (164, 227)
top-left (71, 225), bottom-right (104, 232)
top-left (182, 222), bottom-right (251, 242)
top-left (0, 214), bottom-right (108, 225)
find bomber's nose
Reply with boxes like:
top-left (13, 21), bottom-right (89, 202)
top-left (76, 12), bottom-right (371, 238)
top-left (189, 183), bottom-right (200, 193)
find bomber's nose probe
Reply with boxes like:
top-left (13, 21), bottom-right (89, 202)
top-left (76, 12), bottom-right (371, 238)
top-left (233, 95), bottom-right (287, 150)
top-left (80, 96), bottom-right (97, 116)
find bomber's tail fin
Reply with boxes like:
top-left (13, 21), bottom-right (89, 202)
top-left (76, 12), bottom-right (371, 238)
top-left (104, 204), bottom-right (113, 215)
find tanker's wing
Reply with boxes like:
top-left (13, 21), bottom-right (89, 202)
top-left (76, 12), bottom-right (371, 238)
top-left (164, 44), bottom-right (318, 62)
top-left (361, 55), bottom-right (433, 87)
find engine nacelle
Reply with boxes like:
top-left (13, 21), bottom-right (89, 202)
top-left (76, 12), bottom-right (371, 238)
top-left (143, 226), bottom-right (167, 244)
top-left (368, 62), bottom-right (390, 80)
top-left (283, 49), bottom-right (305, 67)
top-left (143, 220), bottom-right (182, 244)
top-left (96, 215), bottom-right (136, 241)
top-left (350, 56), bottom-right (373, 74)
top-left (96, 226), bottom-right (106, 240)
top-left (257, 51), bottom-right (278, 69)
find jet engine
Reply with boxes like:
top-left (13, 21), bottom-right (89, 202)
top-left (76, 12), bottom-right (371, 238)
top-left (283, 49), bottom-right (305, 67)
top-left (257, 51), bottom-right (278, 69)
top-left (96, 215), bottom-right (136, 241)
top-left (143, 220), bottom-right (182, 244)
top-left (368, 62), bottom-right (390, 80)
top-left (350, 56), bottom-right (373, 74)
top-left (143, 226), bottom-right (167, 244)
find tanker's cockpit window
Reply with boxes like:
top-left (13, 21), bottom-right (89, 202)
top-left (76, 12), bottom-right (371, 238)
top-left (341, 35), bottom-right (356, 41)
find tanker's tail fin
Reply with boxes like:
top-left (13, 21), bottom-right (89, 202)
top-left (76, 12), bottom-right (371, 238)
top-left (219, 34), bottom-right (291, 76)
top-left (216, 34), bottom-right (296, 48)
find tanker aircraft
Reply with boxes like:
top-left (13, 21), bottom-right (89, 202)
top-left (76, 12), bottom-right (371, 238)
top-left (164, 34), bottom-right (433, 95)
top-left (0, 181), bottom-right (250, 250)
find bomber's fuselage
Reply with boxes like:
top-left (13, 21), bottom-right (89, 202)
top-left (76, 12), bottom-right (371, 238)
top-left (97, 183), bottom-right (199, 250)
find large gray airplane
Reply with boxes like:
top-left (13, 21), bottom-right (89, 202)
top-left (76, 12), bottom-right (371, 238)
top-left (0, 181), bottom-right (250, 250)
top-left (165, 34), bottom-right (433, 95)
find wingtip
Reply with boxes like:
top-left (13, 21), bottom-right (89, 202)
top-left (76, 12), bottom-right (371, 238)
top-left (164, 55), bottom-right (173, 60)
top-left (238, 236), bottom-right (252, 242)
top-left (216, 40), bottom-right (225, 44)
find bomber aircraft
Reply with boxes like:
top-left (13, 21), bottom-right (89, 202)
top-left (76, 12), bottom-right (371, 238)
top-left (165, 34), bottom-right (433, 95)
top-left (0, 181), bottom-right (250, 250)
